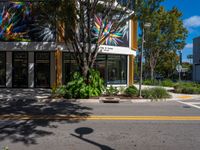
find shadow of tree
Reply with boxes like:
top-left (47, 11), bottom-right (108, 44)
top-left (0, 98), bottom-right (92, 145)
top-left (0, 88), bottom-right (51, 100)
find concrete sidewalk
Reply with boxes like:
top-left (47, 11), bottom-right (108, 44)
top-left (0, 88), bottom-right (51, 100)
top-left (0, 87), bottom-right (199, 103)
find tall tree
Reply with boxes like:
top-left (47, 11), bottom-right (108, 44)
top-left (143, 7), bottom-right (188, 80)
top-left (156, 51), bottom-right (179, 78)
top-left (36, 0), bottom-right (134, 79)
top-left (134, 0), bottom-right (164, 80)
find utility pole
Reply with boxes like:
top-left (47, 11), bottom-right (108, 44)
top-left (139, 22), bottom-right (151, 98)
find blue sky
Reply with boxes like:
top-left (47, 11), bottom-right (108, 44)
top-left (162, 0), bottom-right (200, 62)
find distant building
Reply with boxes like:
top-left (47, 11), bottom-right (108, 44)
top-left (193, 36), bottom-right (200, 82)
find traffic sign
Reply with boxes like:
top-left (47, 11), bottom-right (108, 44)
top-left (176, 64), bottom-right (182, 72)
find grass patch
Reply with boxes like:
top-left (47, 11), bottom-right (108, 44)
top-left (143, 79), bottom-right (175, 87)
top-left (161, 79), bottom-right (175, 87)
top-left (142, 87), bottom-right (171, 101)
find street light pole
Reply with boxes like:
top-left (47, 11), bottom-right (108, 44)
top-left (179, 50), bottom-right (182, 81)
top-left (139, 26), bottom-right (144, 98)
top-left (139, 23), bottom-right (151, 98)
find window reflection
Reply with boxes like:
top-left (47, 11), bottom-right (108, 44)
top-left (63, 53), bottom-right (79, 84)
top-left (107, 55), bottom-right (127, 84)
top-left (94, 54), bottom-right (106, 81)
top-left (35, 52), bottom-right (50, 88)
top-left (62, 53), bottom-right (127, 85)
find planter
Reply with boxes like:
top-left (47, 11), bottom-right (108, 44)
top-left (99, 97), bottom-right (120, 103)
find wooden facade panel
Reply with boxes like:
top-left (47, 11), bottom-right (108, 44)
top-left (131, 18), bottom-right (138, 50)
top-left (55, 49), bottom-right (62, 86)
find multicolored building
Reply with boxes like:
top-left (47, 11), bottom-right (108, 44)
top-left (0, 1), bottom-right (137, 88)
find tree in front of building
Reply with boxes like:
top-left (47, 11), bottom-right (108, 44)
top-left (37, 0), bottom-right (134, 79)
top-left (155, 51), bottom-right (179, 79)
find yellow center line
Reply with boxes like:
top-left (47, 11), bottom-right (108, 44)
top-left (0, 115), bottom-right (200, 121)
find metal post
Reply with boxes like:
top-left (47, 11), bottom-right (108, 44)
top-left (179, 50), bottom-right (182, 81)
top-left (139, 27), bottom-right (144, 98)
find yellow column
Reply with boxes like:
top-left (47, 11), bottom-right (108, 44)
top-left (55, 48), bottom-right (62, 87)
top-left (129, 55), bottom-right (134, 86)
top-left (129, 18), bottom-right (138, 86)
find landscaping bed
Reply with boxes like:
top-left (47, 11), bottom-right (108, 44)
top-left (173, 82), bottom-right (200, 94)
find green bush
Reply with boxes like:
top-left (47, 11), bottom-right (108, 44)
top-left (67, 69), bottom-right (105, 98)
top-left (53, 69), bottom-right (105, 99)
top-left (54, 85), bottom-right (72, 98)
top-left (119, 86), bottom-right (126, 94)
top-left (174, 82), bottom-right (200, 94)
top-left (143, 79), bottom-right (175, 87)
top-left (124, 85), bottom-right (138, 97)
top-left (105, 86), bottom-right (119, 96)
top-left (143, 79), bottom-right (159, 86)
top-left (161, 79), bottom-right (175, 87)
top-left (142, 87), bottom-right (171, 100)
top-left (143, 79), bottom-right (155, 85)
top-left (2, 147), bottom-right (9, 150)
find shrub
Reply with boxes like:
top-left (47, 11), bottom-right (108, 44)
top-left (143, 79), bottom-right (175, 87)
top-left (124, 85), bottom-right (138, 97)
top-left (143, 79), bottom-right (159, 86)
top-left (54, 85), bottom-right (72, 99)
top-left (174, 82), bottom-right (200, 94)
top-left (161, 79), bottom-right (175, 87)
top-left (2, 147), bottom-right (9, 150)
top-left (143, 79), bottom-right (154, 85)
top-left (142, 87), bottom-right (171, 101)
top-left (181, 87), bottom-right (200, 94)
top-left (105, 86), bottom-right (119, 96)
top-left (52, 69), bottom-right (105, 99)
top-left (67, 69), bottom-right (105, 98)
top-left (119, 86), bottom-right (126, 94)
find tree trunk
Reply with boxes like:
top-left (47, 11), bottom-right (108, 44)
top-left (151, 67), bottom-right (154, 81)
top-left (81, 64), bottom-right (89, 79)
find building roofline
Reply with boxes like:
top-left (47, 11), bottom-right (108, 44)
top-left (193, 36), bottom-right (200, 41)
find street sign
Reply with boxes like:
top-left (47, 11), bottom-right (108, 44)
top-left (176, 64), bottom-right (182, 73)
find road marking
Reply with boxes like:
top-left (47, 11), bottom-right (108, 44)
top-left (177, 100), bottom-right (200, 110)
top-left (177, 96), bottom-right (193, 99)
top-left (0, 115), bottom-right (200, 121)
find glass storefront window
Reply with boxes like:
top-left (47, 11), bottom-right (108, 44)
top-left (63, 53), bottom-right (79, 84)
top-left (62, 53), bottom-right (127, 85)
top-left (94, 54), bottom-right (107, 81)
top-left (95, 54), bottom-right (127, 85)
top-left (12, 52), bottom-right (28, 88)
top-left (0, 52), bottom-right (6, 87)
top-left (35, 52), bottom-right (50, 88)
top-left (107, 55), bottom-right (127, 84)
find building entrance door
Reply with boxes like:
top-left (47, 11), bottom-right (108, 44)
top-left (12, 52), bottom-right (28, 88)
top-left (35, 52), bottom-right (50, 88)
top-left (0, 52), bottom-right (6, 87)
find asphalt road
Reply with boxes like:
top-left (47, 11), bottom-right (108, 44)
top-left (0, 99), bottom-right (200, 150)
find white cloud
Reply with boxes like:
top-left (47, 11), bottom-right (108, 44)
top-left (184, 16), bottom-right (200, 28)
top-left (185, 43), bottom-right (193, 49)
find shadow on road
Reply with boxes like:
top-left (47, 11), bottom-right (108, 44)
top-left (0, 98), bottom-right (92, 145)
top-left (71, 127), bottom-right (115, 150)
